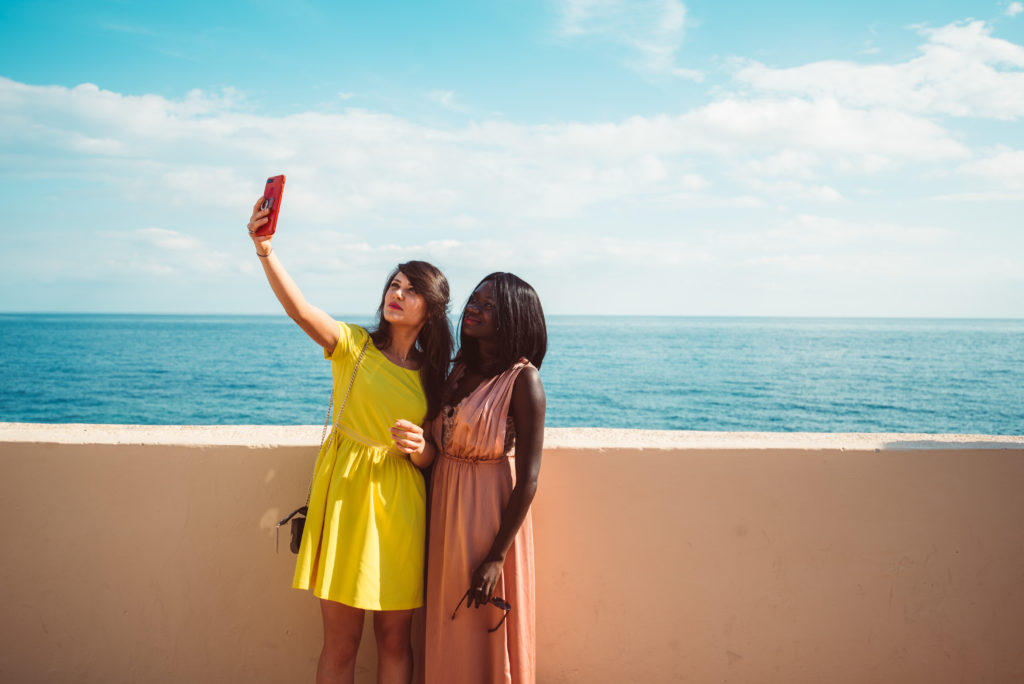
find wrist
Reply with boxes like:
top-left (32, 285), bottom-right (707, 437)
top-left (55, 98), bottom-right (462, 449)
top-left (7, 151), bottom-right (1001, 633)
top-left (256, 245), bottom-right (273, 258)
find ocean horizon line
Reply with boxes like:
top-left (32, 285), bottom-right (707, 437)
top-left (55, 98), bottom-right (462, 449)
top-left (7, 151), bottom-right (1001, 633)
top-left (3, 314), bottom-right (1020, 433)
top-left (2, 311), bottom-right (1023, 322)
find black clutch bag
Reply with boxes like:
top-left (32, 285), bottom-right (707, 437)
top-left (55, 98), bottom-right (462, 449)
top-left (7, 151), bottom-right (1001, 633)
top-left (276, 505), bottom-right (308, 554)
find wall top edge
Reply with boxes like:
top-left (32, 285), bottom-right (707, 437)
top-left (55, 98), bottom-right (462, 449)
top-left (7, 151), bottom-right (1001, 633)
top-left (1, 423), bottom-right (1021, 451)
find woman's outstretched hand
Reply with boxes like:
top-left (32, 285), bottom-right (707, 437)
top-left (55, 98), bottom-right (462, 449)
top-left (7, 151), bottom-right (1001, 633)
top-left (247, 197), bottom-right (273, 256)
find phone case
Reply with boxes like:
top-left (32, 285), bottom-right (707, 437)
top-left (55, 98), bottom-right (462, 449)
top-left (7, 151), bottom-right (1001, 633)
top-left (256, 174), bottom-right (286, 236)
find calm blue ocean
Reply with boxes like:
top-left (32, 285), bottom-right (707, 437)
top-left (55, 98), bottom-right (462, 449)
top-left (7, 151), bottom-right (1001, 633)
top-left (1, 314), bottom-right (1021, 434)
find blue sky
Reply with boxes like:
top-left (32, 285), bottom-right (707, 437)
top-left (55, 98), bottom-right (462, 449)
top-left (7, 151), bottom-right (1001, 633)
top-left (1, 0), bottom-right (1022, 316)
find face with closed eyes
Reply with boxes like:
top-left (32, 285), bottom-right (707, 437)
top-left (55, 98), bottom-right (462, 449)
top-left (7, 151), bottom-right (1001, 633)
top-left (382, 271), bottom-right (426, 329)
top-left (461, 280), bottom-right (498, 340)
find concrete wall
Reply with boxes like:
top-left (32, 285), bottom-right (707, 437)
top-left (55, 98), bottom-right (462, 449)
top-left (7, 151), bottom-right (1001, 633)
top-left (1, 424), bottom-right (1023, 683)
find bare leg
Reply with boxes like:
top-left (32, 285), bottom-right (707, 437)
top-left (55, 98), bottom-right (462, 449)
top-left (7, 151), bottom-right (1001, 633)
top-left (373, 609), bottom-right (415, 684)
top-left (318, 600), bottom-right (366, 684)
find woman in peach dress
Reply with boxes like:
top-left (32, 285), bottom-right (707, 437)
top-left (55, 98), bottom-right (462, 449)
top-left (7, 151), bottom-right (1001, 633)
top-left (402, 272), bottom-right (547, 684)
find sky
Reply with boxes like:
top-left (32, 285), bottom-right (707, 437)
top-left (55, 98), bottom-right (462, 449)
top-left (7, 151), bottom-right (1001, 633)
top-left (1, 0), bottom-right (1022, 317)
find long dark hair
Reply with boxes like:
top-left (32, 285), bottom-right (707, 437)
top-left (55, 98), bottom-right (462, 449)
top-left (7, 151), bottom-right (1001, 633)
top-left (458, 272), bottom-right (547, 374)
top-left (369, 260), bottom-right (453, 420)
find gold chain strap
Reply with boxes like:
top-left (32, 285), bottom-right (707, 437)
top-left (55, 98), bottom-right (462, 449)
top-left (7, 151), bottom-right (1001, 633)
top-left (304, 336), bottom-right (370, 506)
top-left (275, 334), bottom-right (372, 553)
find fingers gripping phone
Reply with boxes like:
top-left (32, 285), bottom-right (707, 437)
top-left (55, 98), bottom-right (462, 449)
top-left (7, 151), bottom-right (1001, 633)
top-left (256, 174), bottom-right (286, 236)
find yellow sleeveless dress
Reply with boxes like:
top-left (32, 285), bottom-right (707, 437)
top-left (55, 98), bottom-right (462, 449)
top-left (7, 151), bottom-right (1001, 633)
top-left (292, 322), bottom-right (427, 610)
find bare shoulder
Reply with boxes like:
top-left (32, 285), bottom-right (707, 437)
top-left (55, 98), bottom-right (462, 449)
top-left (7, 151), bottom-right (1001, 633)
top-left (511, 365), bottom-right (546, 452)
top-left (512, 365), bottom-right (546, 406)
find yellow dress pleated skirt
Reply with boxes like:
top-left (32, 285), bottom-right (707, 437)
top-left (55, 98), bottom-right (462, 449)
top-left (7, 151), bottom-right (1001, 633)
top-left (292, 322), bottom-right (427, 611)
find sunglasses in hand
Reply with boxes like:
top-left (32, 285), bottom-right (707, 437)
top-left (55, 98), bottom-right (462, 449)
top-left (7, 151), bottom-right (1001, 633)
top-left (451, 590), bottom-right (512, 633)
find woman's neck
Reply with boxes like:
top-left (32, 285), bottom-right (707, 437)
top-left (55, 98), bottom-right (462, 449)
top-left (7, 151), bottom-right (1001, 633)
top-left (477, 337), bottom-right (496, 356)
top-left (471, 338), bottom-right (500, 374)
top-left (388, 324), bottom-right (422, 361)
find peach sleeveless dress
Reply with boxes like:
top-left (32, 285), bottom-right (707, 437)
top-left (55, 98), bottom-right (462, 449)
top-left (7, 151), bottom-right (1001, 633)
top-left (424, 360), bottom-right (536, 684)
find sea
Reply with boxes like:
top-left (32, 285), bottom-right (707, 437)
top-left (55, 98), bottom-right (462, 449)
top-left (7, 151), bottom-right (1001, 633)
top-left (0, 314), bottom-right (1021, 434)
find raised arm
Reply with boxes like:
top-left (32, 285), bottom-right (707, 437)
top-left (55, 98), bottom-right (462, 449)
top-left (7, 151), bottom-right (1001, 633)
top-left (468, 365), bottom-right (545, 607)
top-left (247, 197), bottom-right (339, 351)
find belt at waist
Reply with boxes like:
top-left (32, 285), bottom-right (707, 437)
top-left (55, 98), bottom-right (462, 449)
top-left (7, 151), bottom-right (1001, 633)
top-left (441, 452), bottom-right (510, 465)
top-left (331, 423), bottom-right (389, 450)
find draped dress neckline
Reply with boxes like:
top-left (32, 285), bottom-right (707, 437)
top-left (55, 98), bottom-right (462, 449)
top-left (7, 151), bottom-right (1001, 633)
top-left (440, 360), bottom-right (528, 464)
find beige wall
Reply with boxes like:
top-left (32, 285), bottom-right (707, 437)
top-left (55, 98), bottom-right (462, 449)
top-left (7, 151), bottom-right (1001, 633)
top-left (1, 424), bottom-right (1023, 683)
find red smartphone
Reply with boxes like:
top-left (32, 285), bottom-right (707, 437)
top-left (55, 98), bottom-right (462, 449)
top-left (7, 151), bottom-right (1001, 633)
top-left (256, 174), bottom-right (286, 236)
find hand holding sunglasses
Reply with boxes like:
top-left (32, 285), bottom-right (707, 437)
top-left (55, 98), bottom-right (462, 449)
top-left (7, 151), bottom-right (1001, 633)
top-left (451, 590), bottom-right (512, 633)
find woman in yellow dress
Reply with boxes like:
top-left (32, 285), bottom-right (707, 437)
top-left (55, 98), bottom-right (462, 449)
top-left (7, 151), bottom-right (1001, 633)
top-left (246, 198), bottom-right (453, 684)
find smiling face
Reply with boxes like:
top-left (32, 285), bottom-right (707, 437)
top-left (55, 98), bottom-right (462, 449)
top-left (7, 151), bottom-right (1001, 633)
top-left (461, 280), bottom-right (498, 340)
top-left (382, 270), bottom-right (427, 330)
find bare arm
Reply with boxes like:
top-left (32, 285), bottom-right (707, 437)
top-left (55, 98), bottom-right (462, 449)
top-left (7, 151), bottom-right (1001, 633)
top-left (247, 197), bottom-right (339, 351)
top-left (468, 366), bottom-right (545, 607)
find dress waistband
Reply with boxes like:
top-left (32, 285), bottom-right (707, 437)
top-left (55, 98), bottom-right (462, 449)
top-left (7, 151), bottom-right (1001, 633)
top-left (332, 423), bottom-right (389, 450)
top-left (441, 452), bottom-right (509, 465)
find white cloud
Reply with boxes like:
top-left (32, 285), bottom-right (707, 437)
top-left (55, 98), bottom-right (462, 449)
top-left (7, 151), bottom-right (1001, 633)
top-left (777, 215), bottom-right (950, 247)
top-left (1006, 2), bottom-right (1023, 17)
top-left (734, 20), bottom-right (1024, 119)
top-left (0, 75), bottom-right (974, 233)
top-left (134, 227), bottom-right (204, 250)
top-left (4, 30), bottom-right (1021, 315)
top-left (946, 146), bottom-right (1024, 199)
top-left (682, 97), bottom-right (970, 169)
top-left (745, 179), bottom-right (843, 202)
top-left (743, 150), bottom-right (822, 179)
top-left (429, 90), bottom-right (468, 112)
top-left (301, 231), bottom-right (712, 273)
top-left (708, 215), bottom-right (950, 256)
top-left (74, 228), bottom-right (245, 281)
top-left (557, 0), bottom-right (702, 80)
top-left (959, 146), bottom-right (1024, 188)
top-left (932, 190), bottom-right (1024, 201)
